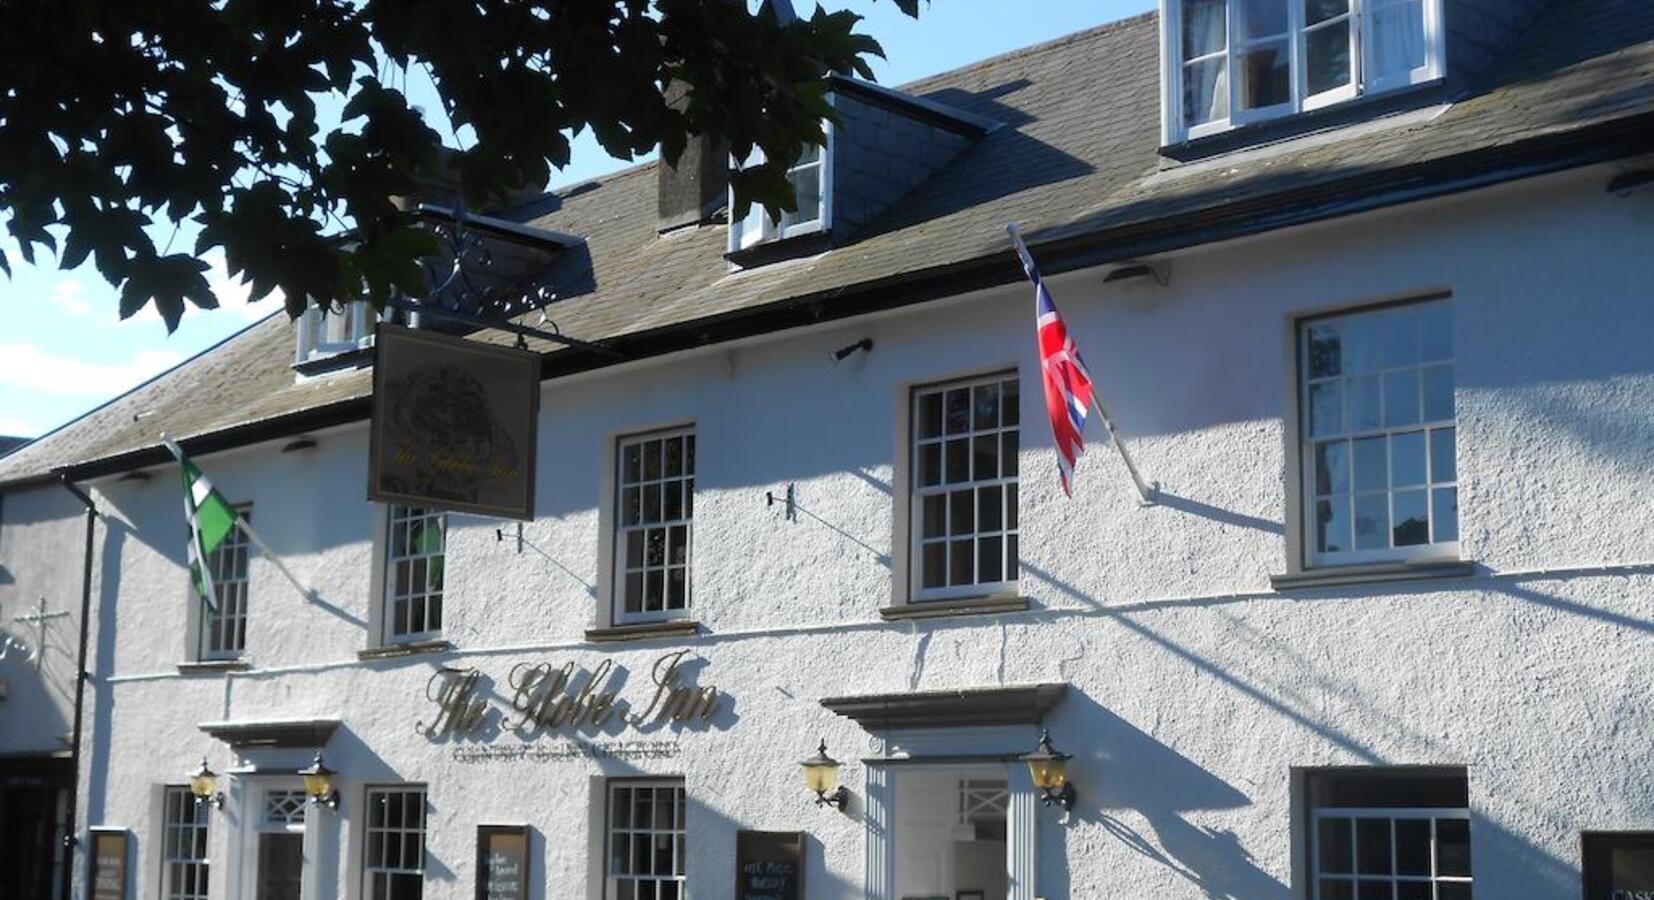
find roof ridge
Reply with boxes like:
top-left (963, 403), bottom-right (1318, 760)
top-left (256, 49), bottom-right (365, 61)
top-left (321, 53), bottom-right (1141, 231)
top-left (896, 10), bottom-right (1159, 94)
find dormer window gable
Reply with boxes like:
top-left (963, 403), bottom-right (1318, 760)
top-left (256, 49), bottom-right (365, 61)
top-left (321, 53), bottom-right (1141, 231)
top-left (1164, 0), bottom-right (1444, 146)
top-left (724, 79), bottom-right (994, 263)
top-left (295, 301), bottom-right (378, 369)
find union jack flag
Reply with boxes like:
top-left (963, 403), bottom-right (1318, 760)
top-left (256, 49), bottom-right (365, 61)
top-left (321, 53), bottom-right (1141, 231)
top-left (1011, 229), bottom-right (1095, 496)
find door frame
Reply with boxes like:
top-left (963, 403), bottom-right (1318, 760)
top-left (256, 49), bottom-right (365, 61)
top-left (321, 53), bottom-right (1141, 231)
top-left (234, 776), bottom-right (313, 900)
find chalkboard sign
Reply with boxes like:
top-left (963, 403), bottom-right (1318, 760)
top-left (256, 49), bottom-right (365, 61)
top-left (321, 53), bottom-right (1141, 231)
top-left (1583, 831), bottom-right (1654, 900)
top-left (87, 828), bottom-right (129, 900)
top-left (736, 830), bottom-right (804, 900)
top-left (476, 825), bottom-right (531, 900)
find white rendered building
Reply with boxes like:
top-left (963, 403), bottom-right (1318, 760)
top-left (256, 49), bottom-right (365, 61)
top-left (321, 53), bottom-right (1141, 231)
top-left (3, 2), bottom-right (1654, 899)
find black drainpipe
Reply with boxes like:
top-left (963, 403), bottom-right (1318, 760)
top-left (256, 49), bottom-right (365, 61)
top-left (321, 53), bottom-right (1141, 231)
top-left (57, 473), bottom-right (97, 898)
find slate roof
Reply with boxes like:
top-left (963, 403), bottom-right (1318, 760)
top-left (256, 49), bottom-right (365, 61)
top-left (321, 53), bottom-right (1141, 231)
top-left (5, 0), bottom-right (1654, 487)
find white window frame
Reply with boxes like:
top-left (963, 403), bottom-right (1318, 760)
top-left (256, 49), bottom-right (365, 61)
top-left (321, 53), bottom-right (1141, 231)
top-left (1310, 806), bottom-right (1472, 898)
top-left (1162, 0), bottom-right (1443, 144)
top-left (363, 785), bottom-right (427, 900)
top-left (612, 428), bottom-right (695, 625)
top-left (910, 371), bottom-right (1021, 603)
top-left (295, 301), bottom-right (377, 364)
top-left (197, 503), bottom-right (251, 661)
top-left (1298, 298), bottom-right (1458, 568)
top-left (161, 785), bottom-right (211, 900)
top-left (605, 779), bottom-right (687, 900)
top-left (383, 505), bottom-right (446, 645)
top-left (728, 111), bottom-right (835, 251)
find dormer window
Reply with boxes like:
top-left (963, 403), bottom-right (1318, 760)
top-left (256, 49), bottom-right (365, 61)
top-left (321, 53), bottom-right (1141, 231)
top-left (1167, 0), bottom-right (1442, 143)
top-left (729, 136), bottom-right (833, 252)
top-left (295, 301), bottom-right (377, 367)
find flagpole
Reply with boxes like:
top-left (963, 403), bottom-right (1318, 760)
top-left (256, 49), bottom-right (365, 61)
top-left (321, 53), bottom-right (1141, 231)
top-left (1089, 394), bottom-right (1157, 504)
top-left (232, 517), bottom-right (318, 602)
top-left (1005, 225), bottom-right (1158, 505)
top-left (160, 432), bottom-right (318, 602)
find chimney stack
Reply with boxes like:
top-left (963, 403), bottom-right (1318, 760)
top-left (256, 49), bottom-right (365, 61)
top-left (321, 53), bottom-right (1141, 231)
top-left (656, 82), bottom-right (731, 233)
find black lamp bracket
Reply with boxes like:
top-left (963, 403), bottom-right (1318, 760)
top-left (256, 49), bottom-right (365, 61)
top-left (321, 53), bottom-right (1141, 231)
top-left (815, 786), bottom-right (850, 810)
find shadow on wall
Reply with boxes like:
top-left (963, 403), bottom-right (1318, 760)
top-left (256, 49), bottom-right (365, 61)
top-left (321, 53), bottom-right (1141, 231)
top-left (1049, 690), bottom-right (1290, 900)
top-left (85, 515), bottom-right (128, 828)
top-left (1016, 565), bottom-right (1591, 896)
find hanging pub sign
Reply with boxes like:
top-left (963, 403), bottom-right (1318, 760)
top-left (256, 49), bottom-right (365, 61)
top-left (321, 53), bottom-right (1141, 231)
top-left (736, 831), bottom-right (804, 900)
top-left (369, 323), bottom-right (540, 521)
top-left (475, 825), bottom-right (531, 900)
top-left (1583, 831), bottom-right (1654, 900)
top-left (87, 828), bottom-right (130, 900)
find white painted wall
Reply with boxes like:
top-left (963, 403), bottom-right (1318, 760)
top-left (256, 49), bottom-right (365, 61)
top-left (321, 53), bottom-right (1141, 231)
top-left (9, 162), bottom-right (1654, 900)
top-left (0, 482), bottom-right (86, 757)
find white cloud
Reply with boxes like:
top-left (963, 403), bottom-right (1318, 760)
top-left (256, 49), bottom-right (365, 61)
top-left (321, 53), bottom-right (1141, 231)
top-left (0, 343), bottom-right (184, 398)
top-left (49, 278), bottom-right (92, 317)
top-left (117, 251), bottom-right (285, 327)
top-left (0, 415), bottom-right (40, 438)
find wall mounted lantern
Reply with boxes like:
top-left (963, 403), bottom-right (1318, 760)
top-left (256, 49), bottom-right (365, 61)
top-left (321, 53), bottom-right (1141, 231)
top-left (800, 739), bottom-right (850, 810)
top-left (188, 758), bottom-right (224, 809)
top-left (298, 752), bottom-right (340, 809)
top-left (1021, 729), bottom-right (1075, 812)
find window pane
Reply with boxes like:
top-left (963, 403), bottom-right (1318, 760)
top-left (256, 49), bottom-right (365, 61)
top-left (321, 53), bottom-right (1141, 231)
top-left (1319, 880), bottom-right (1354, 900)
top-left (1346, 375), bottom-right (1380, 432)
top-left (1421, 304), bottom-right (1453, 361)
top-left (949, 490), bottom-right (974, 536)
top-left (978, 487), bottom-right (1003, 535)
top-left (1343, 317), bottom-right (1382, 373)
top-left (1318, 818), bottom-right (1354, 874)
top-left (949, 540), bottom-right (975, 586)
top-left (1423, 365), bottom-right (1454, 421)
top-left (1356, 881), bottom-right (1390, 900)
top-left (1240, 0), bottom-right (1287, 37)
top-left (973, 434), bottom-right (999, 480)
top-left (786, 166), bottom-right (821, 229)
top-left (1436, 817), bottom-right (1472, 877)
top-left (973, 383), bottom-right (1000, 430)
top-left (922, 495), bottom-right (946, 539)
top-left (1437, 883), bottom-right (1472, 900)
top-left (922, 543), bottom-right (946, 588)
top-left (1391, 431), bottom-right (1426, 487)
top-left (1369, 0), bottom-right (1427, 79)
top-left (1316, 497), bottom-right (1351, 553)
top-left (1384, 311), bottom-right (1419, 366)
top-left (919, 393), bottom-right (943, 438)
top-left (643, 484), bottom-right (661, 524)
top-left (1430, 427), bottom-right (1456, 483)
top-left (1393, 819), bottom-right (1431, 875)
top-left (1353, 436), bottom-right (1387, 491)
top-left (945, 389), bottom-right (970, 434)
top-left (978, 536), bottom-right (1003, 583)
top-left (1310, 381), bottom-right (1343, 437)
top-left (1354, 493), bottom-right (1389, 549)
top-left (1002, 432), bottom-right (1019, 476)
top-left (1182, 0), bottom-right (1227, 58)
top-left (1007, 484), bottom-right (1018, 530)
top-left (1306, 0), bottom-right (1348, 25)
top-left (1356, 819), bottom-right (1392, 874)
top-left (1393, 490), bottom-right (1429, 546)
top-left (664, 437), bottom-right (683, 477)
top-left (1239, 39), bottom-right (1290, 110)
top-left (920, 443), bottom-right (942, 487)
top-left (1308, 324), bottom-right (1341, 378)
top-left (1396, 883), bottom-right (1431, 900)
top-left (1305, 18), bottom-right (1352, 95)
top-left (1315, 441), bottom-right (1350, 495)
top-left (643, 441), bottom-right (661, 480)
top-left (626, 531), bottom-right (643, 568)
top-left (1183, 58), bottom-right (1229, 126)
top-left (1432, 487), bottom-right (1459, 543)
top-left (1383, 369), bottom-right (1420, 427)
top-left (945, 439), bottom-right (970, 484)
top-left (1002, 379), bottom-right (1019, 426)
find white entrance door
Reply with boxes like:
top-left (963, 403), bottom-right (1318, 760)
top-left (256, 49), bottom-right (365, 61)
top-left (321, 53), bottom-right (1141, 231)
top-left (243, 784), bottom-right (310, 900)
top-left (892, 764), bottom-right (1011, 900)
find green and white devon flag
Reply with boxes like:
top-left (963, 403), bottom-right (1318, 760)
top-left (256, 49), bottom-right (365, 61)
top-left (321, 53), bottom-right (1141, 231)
top-left (162, 435), bottom-right (239, 611)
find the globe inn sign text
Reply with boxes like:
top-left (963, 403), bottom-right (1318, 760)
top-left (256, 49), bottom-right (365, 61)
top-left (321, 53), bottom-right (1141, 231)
top-left (417, 649), bottom-right (721, 740)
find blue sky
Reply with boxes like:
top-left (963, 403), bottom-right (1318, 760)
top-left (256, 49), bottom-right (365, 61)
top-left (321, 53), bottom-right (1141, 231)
top-left (0, 0), bottom-right (1153, 441)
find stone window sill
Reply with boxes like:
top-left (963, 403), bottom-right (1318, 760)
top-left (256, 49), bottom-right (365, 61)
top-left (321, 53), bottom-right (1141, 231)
top-left (177, 659), bottom-right (252, 675)
top-left (1270, 559), bottom-right (1475, 591)
top-left (879, 595), bottom-right (1031, 622)
top-left (357, 640), bottom-right (453, 661)
top-left (585, 620), bottom-right (701, 643)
